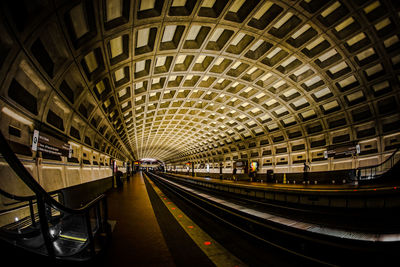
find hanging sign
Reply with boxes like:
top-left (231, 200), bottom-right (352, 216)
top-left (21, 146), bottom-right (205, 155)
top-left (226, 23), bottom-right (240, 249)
top-left (234, 160), bottom-right (247, 167)
top-left (324, 143), bottom-right (360, 158)
top-left (32, 130), bottom-right (71, 157)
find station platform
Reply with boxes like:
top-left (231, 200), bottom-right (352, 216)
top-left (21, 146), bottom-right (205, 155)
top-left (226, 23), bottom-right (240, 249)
top-left (99, 172), bottom-right (242, 266)
top-left (150, 172), bottom-right (400, 241)
top-left (167, 172), bottom-right (400, 193)
top-left (159, 171), bottom-right (400, 210)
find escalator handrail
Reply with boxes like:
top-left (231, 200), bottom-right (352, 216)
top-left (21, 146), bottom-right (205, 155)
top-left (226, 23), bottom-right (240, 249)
top-left (356, 147), bottom-right (399, 171)
top-left (0, 131), bottom-right (104, 215)
top-left (0, 187), bottom-right (36, 202)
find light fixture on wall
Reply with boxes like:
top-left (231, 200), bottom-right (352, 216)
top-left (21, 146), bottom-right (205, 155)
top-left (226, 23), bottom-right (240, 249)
top-left (1, 107), bottom-right (33, 126)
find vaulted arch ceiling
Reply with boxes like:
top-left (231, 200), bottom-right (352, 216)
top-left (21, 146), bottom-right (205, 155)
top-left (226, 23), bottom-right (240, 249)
top-left (0, 0), bottom-right (399, 162)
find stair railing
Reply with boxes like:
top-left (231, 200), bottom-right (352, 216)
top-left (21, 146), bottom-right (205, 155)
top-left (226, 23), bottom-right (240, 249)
top-left (0, 131), bottom-right (109, 260)
top-left (356, 147), bottom-right (400, 180)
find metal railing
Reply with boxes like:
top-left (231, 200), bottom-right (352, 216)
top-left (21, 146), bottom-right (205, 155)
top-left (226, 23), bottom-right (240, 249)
top-left (0, 131), bottom-right (110, 261)
top-left (356, 147), bottom-right (400, 180)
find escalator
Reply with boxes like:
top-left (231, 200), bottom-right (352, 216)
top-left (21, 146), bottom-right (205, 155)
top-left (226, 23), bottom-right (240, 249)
top-left (0, 131), bottom-right (110, 263)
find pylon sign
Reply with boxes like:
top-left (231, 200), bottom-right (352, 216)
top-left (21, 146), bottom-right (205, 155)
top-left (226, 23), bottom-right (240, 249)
top-left (32, 130), bottom-right (72, 158)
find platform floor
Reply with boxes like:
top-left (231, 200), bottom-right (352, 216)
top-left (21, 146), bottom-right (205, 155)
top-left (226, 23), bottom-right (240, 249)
top-left (100, 172), bottom-right (223, 266)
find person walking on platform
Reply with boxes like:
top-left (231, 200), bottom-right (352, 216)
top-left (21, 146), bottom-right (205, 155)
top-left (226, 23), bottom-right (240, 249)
top-left (233, 167), bottom-right (237, 181)
top-left (303, 162), bottom-right (310, 184)
top-left (126, 165), bottom-right (130, 181)
top-left (116, 170), bottom-right (123, 188)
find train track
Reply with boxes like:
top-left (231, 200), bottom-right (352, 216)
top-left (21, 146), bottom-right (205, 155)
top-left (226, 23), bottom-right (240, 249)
top-left (160, 172), bottom-right (400, 234)
top-left (146, 171), bottom-right (400, 266)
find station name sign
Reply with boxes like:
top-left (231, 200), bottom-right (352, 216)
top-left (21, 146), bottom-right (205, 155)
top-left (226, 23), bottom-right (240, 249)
top-left (32, 130), bottom-right (72, 158)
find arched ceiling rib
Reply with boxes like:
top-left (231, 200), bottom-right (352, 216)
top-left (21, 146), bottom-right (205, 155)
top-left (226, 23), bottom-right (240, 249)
top-left (0, 0), bottom-right (399, 162)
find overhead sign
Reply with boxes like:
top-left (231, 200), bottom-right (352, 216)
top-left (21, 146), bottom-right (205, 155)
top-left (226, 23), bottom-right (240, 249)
top-left (234, 160), bottom-right (247, 167)
top-left (32, 130), bottom-right (72, 158)
top-left (324, 144), bottom-right (360, 158)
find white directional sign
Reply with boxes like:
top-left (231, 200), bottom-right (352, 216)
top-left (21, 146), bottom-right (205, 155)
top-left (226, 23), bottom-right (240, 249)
top-left (32, 129), bottom-right (39, 151)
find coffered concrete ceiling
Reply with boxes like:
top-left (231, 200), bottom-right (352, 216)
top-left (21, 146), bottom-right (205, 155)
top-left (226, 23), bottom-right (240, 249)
top-left (0, 0), bottom-right (399, 163)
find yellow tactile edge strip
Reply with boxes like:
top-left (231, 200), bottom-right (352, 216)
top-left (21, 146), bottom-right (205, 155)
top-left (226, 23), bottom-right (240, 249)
top-left (144, 173), bottom-right (246, 267)
top-left (59, 234), bottom-right (87, 242)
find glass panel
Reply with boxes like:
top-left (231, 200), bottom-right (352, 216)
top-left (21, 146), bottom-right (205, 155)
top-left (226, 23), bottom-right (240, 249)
top-left (47, 202), bottom-right (89, 257)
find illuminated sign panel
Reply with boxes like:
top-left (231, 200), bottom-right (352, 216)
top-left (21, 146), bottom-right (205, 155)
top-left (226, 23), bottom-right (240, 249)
top-left (250, 161), bottom-right (258, 172)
